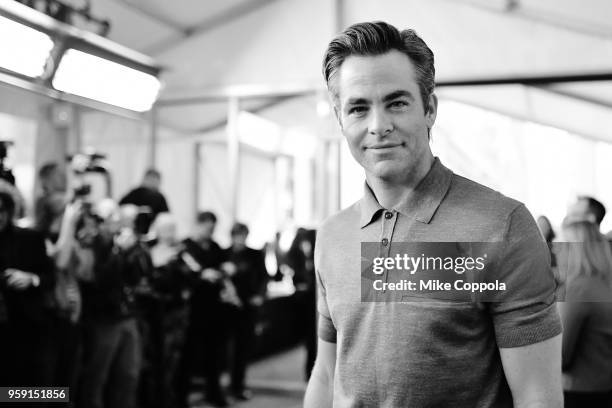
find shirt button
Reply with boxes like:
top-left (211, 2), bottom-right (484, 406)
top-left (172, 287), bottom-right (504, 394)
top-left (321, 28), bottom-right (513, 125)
top-left (382, 238), bottom-right (389, 246)
top-left (385, 211), bottom-right (393, 219)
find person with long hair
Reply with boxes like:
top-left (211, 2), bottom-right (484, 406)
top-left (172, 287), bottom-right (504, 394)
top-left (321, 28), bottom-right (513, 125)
top-left (560, 215), bottom-right (612, 407)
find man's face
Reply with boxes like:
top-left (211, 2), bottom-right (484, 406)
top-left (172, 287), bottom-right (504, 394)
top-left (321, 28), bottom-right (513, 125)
top-left (232, 232), bottom-right (247, 249)
top-left (43, 168), bottom-right (67, 192)
top-left (76, 215), bottom-right (100, 247)
top-left (193, 220), bottom-right (215, 241)
top-left (143, 175), bottom-right (160, 191)
top-left (53, 168), bottom-right (68, 192)
top-left (334, 50), bottom-right (437, 183)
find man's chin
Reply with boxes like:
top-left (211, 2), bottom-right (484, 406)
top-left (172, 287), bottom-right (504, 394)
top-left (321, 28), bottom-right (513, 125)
top-left (367, 162), bottom-right (408, 181)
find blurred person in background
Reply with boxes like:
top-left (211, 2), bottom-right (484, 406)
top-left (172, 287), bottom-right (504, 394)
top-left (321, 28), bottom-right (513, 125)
top-left (176, 211), bottom-right (236, 408)
top-left (567, 196), bottom-right (606, 230)
top-left (73, 201), bottom-right (153, 408)
top-left (0, 178), bottom-right (26, 221)
top-left (0, 191), bottom-right (55, 387)
top-left (559, 215), bottom-right (612, 407)
top-left (46, 201), bottom-right (89, 407)
top-left (287, 227), bottom-right (317, 380)
top-left (223, 222), bottom-right (268, 400)
top-left (146, 213), bottom-right (192, 408)
top-left (537, 215), bottom-right (558, 268)
top-left (35, 162), bottom-right (68, 242)
top-left (537, 215), bottom-right (556, 245)
top-left (119, 168), bottom-right (169, 235)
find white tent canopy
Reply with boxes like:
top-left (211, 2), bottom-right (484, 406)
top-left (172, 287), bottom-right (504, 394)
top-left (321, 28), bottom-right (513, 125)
top-left (82, 0), bottom-right (612, 139)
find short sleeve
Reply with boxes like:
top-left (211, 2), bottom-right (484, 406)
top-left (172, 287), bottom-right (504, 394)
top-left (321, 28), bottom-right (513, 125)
top-left (315, 235), bottom-right (337, 343)
top-left (487, 204), bottom-right (562, 348)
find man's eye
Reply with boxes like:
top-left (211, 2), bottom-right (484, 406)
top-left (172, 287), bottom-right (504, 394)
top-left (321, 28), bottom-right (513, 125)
top-left (389, 101), bottom-right (409, 109)
top-left (348, 106), bottom-right (368, 115)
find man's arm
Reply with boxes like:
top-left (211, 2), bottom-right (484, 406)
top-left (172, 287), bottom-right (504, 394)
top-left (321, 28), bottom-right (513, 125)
top-left (500, 334), bottom-right (563, 408)
top-left (304, 338), bottom-right (336, 408)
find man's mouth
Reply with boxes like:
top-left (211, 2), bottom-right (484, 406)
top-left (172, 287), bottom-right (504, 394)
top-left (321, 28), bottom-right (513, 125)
top-left (366, 142), bottom-right (405, 150)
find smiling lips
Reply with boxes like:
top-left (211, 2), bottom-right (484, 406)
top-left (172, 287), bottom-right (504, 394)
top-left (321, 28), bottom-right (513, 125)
top-left (366, 142), bottom-right (405, 150)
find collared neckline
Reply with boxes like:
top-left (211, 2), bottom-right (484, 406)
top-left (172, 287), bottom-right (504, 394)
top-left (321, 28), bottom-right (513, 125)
top-left (359, 157), bottom-right (453, 228)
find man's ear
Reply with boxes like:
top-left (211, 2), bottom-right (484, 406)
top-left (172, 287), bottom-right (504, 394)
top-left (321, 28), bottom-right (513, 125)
top-left (425, 93), bottom-right (438, 128)
top-left (333, 105), bottom-right (343, 130)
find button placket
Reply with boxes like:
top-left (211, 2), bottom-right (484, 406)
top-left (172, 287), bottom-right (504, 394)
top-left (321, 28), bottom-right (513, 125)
top-left (380, 210), bottom-right (398, 290)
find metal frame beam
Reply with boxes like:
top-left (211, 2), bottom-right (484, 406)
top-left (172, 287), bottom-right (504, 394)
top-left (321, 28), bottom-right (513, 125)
top-left (145, 0), bottom-right (282, 55)
top-left (157, 71), bottom-right (612, 109)
top-left (227, 97), bottom-right (240, 221)
top-left (532, 85), bottom-right (612, 110)
top-left (179, 95), bottom-right (295, 135)
top-left (107, 0), bottom-right (186, 32)
top-left (450, 0), bottom-right (612, 39)
top-left (438, 72), bottom-right (612, 87)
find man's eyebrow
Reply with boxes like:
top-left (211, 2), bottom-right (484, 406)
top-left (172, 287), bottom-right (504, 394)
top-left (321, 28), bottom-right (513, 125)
top-left (383, 90), bottom-right (415, 102)
top-left (345, 97), bottom-right (370, 105)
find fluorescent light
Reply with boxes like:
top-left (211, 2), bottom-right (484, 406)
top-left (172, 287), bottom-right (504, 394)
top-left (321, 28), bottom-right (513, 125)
top-left (0, 15), bottom-right (54, 77)
top-left (52, 49), bottom-right (161, 112)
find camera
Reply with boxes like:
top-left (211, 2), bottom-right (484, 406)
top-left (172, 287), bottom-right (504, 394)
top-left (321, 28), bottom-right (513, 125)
top-left (73, 184), bottom-right (91, 198)
top-left (67, 150), bottom-right (110, 202)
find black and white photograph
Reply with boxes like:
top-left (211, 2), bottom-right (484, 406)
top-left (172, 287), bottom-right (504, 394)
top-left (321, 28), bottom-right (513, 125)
top-left (1, 0), bottom-right (612, 407)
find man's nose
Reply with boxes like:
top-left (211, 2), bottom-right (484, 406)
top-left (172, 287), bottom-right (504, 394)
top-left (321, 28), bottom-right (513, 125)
top-left (368, 107), bottom-right (393, 136)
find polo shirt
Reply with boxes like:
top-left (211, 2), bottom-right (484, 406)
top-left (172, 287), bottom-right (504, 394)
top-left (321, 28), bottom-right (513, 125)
top-left (315, 157), bottom-right (561, 407)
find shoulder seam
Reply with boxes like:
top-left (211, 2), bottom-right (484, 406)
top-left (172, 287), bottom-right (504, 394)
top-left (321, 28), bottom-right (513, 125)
top-left (501, 202), bottom-right (525, 243)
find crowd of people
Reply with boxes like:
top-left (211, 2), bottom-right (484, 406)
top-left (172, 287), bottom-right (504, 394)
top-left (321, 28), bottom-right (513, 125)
top-left (538, 196), bottom-right (612, 407)
top-left (0, 163), bottom-right (316, 408)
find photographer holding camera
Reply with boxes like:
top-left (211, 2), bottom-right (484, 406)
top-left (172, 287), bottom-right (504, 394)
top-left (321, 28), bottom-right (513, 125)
top-left (52, 192), bottom-right (152, 408)
top-left (85, 206), bottom-right (151, 408)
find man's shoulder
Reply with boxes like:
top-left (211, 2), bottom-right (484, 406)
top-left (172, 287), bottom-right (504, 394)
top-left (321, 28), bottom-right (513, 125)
top-left (246, 246), bottom-right (262, 256)
top-left (13, 226), bottom-right (43, 238)
top-left (119, 187), bottom-right (140, 203)
top-left (447, 173), bottom-right (523, 217)
top-left (317, 201), bottom-right (361, 240)
top-left (11, 226), bottom-right (46, 245)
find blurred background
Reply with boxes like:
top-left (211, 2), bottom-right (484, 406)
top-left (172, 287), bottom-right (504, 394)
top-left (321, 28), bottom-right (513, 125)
top-left (1, 0), bottom-right (612, 407)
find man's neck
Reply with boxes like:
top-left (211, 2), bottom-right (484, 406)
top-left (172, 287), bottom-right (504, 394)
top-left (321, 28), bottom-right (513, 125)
top-left (366, 155), bottom-right (434, 209)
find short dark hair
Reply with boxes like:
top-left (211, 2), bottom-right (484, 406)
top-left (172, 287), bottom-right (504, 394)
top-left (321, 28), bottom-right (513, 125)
top-left (144, 168), bottom-right (161, 179)
top-left (322, 21), bottom-right (435, 112)
top-left (578, 196), bottom-right (606, 225)
top-left (196, 211), bottom-right (217, 224)
top-left (39, 162), bottom-right (59, 179)
top-left (0, 191), bottom-right (16, 218)
top-left (231, 222), bottom-right (249, 237)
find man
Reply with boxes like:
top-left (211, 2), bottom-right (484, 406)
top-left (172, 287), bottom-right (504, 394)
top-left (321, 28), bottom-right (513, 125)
top-left (287, 228), bottom-right (318, 379)
top-left (224, 222), bottom-right (268, 400)
top-left (75, 204), bottom-right (152, 408)
top-left (176, 211), bottom-right (232, 408)
top-left (305, 22), bottom-right (562, 407)
top-left (35, 162), bottom-right (68, 242)
top-left (0, 191), bottom-right (55, 387)
top-left (567, 195), bottom-right (606, 228)
top-left (119, 169), bottom-right (169, 234)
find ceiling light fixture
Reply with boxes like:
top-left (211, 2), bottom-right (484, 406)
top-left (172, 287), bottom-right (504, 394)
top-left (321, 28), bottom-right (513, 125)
top-left (53, 49), bottom-right (161, 112)
top-left (0, 14), bottom-right (54, 78)
top-left (0, 1), bottom-right (162, 113)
